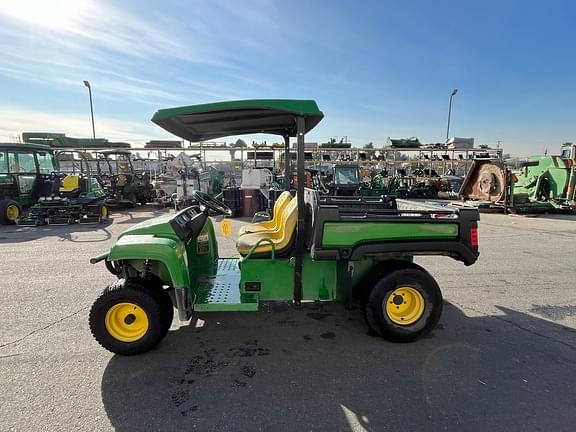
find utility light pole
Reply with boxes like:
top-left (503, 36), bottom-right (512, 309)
top-left (446, 88), bottom-right (458, 142)
top-left (83, 80), bottom-right (96, 140)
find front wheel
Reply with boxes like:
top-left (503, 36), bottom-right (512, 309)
top-left (365, 266), bottom-right (443, 342)
top-left (89, 279), bottom-right (165, 355)
top-left (0, 199), bottom-right (22, 225)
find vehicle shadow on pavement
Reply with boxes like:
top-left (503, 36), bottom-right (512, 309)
top-left (100, 302), bottom-right (576, 432)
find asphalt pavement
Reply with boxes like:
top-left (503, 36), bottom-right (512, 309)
top-left (1, 207), bottom-right (576, 431)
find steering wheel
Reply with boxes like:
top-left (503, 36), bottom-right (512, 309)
top-left (193, 191), bottom-right (231, 216)
top-left (46, 171), bottom-right (66, 181)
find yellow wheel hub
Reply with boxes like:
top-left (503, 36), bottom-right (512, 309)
top-left (6, 204), bottom-right (19, 221)
top-left (385, 287), bottom-right (425, 325)
top-left (105, 302), bottom-right (149, 342)
top-left (101, 206), bottom-right (108, 218)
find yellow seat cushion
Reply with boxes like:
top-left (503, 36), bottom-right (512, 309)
top-left (59, 175), bottom-right (80, 193)
top-left (238, 191), bottom-right (293, 236)
top-left (236, 198), bottom-right (297, 256)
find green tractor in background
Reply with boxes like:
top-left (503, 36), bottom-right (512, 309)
top-left (95, 150), bottom-right (156, 207)
top-left (0, 142), bottom-right (58, 224)
top-left (331, 164), bottom-right (361, 196)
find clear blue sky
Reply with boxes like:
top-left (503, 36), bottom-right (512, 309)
top-left (0, 0), bottom-right (574, 155)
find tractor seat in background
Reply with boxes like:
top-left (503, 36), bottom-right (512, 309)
top-left (236, 198), bottom-right (297, 257)
top-left (59, 175), bottom-right (81, 194)
top-left (115, 174), bottom-right (128, 187)
top-left (238, 190), bottom-right (293, 236)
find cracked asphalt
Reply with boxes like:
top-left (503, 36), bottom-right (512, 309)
top-left (1, 208), bottom-right (576, 431)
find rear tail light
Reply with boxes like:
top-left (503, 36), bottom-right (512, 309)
top-left (470, 227), bottom-right (478, 247)
top-left (430, 213), bottom-right (457, 219)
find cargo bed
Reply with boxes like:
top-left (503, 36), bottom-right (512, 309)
top-left (307, 190), bottom-right (479, 265)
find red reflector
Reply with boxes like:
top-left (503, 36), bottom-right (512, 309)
top-left (470, 227), bottom-right (479, 247)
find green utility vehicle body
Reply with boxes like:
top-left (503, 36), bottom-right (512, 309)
top-left (0, 142), bottom-right (58, 224)
top-left (89, 99), bottom-right (480, 355)
top-left (102, 199), bottom-right (477, 315)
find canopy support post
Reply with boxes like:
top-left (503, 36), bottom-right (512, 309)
top-left (293, 117), bottom-right (305, 305)
top-left (283, 134), bottom-right (290, 191)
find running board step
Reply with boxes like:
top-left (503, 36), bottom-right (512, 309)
top-left (194, 258), bottom-right (258, 312)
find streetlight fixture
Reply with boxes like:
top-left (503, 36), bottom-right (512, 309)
top-left (83, 80), bottom-right (96, 140)
top-left (446, 88), bottom-right (458, 142)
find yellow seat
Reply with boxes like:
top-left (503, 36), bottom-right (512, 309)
top-left (236, 198), bottom-right (297, 257)
top-left (238, 191), bottom-right (293, 236)
top-left (59, 175), bottom-right (80, 193)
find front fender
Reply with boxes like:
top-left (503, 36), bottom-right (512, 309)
top-left (108, 235), bottom-right (190, 289)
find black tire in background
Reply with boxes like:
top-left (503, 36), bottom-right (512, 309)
top-left (365, 266), bottom-right (443, 342)
top-left (0, 199), bottom-right (22, 225)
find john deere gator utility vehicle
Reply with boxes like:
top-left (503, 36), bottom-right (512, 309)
top-left (17, 150), bottom-right (108, 225)
top-left (0, 142), bottom-right (57, 224)
top-left (88, 100), bottom-right (480, 355)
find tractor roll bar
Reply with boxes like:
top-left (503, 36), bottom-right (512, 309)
top-left (293, 116), bottom-right (305, 305)
top-left (283, 134), bottom-right (290, 191)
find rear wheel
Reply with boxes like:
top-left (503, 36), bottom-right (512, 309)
top-left (365, 266), bottom-right (442, 342)
top-left (0, 199), bottom-right (22, 225)
top-left (89, 279), bottom-right (165, 355)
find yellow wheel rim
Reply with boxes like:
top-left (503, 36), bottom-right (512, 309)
top-left (385, 287), bottom-right (425, 325)
top-left (105, 302), bottom-right (149, 342)
top-left (101, 205), bottom-right (108, 218)
top-left (6, 204), bottom-right (19, 221)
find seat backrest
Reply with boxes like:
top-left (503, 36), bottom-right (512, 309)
top-left (59, 175), bottom-right (80, 193)
top-left (277, 198), bottom-right (297, 241)
top-left (272, 191), bottom-right (292, 220)
top-left (304, 188), bottom-right (320, 249)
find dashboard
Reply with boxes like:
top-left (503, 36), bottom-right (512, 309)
top-left (169, 206), bottom-right (207, 242)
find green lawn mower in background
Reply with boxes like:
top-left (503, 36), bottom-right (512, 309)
top-left (17, 150), bottom-right (109, 225)
top-left (510, 142), bottom-right (576, 213)
top-left (96, 150), bottom-right (156, 207)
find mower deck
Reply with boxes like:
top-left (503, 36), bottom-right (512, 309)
top-left (194, 258), bottom-right (258, 312)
